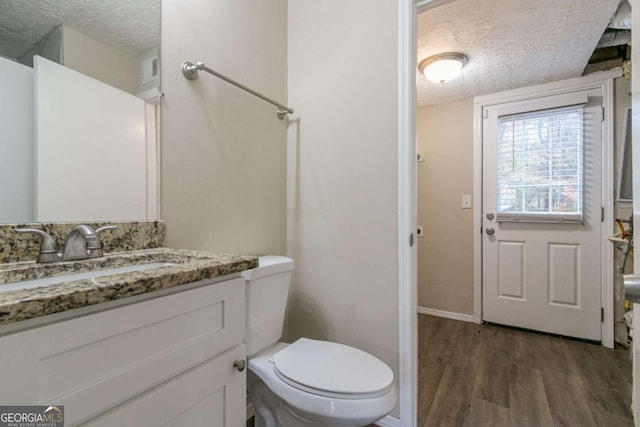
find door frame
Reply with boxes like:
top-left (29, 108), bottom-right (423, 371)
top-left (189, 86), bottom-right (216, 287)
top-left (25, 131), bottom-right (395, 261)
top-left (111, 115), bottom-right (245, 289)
top-left (398, 2), bottom-right (460, 425)
top-left (472, 70), bottom-right (621, 348)
top-left (398, 1), bottom-right (418, 426)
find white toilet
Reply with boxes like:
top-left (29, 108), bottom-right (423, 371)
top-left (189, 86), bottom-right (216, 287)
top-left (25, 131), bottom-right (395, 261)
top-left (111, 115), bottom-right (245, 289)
top-left (242, 256), bottom-right (397, 427)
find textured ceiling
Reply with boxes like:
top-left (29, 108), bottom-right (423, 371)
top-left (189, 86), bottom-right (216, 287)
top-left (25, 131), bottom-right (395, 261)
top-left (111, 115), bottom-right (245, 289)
top-left (0, 0), bottom-right (159, 59)
top-left (417, 0), bottom-right (620, 106)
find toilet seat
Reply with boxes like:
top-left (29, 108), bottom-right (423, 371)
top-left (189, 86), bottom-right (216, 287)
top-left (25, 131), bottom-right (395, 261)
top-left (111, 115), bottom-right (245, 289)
top-left (248, 341), bottom-right (398, 426)
top-left (272, 338), bottom-right (394, 399)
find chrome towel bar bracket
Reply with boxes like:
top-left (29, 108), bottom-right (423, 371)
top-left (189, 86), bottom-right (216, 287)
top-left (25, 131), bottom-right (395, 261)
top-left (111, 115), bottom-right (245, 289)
top-left (181, 61), bottom-right (294, 120)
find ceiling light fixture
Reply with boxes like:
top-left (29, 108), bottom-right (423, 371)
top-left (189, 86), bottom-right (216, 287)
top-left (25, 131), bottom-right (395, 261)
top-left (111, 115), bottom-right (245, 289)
top-left (419, 52), bottom-right (468, 84)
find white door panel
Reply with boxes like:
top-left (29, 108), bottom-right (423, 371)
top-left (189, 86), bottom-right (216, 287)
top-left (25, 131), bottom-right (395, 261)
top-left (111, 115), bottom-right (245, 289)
top-left (482, 88), bottom-right (602, 341)
top-left (497, 240), bottom-right (526, 300)
top-left (548, 243), bottom-right (581, 307)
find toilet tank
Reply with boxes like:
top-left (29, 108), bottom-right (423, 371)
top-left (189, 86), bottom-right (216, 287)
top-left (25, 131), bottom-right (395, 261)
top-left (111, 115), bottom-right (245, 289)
top-left (241, 256), bottom-right (294, 357)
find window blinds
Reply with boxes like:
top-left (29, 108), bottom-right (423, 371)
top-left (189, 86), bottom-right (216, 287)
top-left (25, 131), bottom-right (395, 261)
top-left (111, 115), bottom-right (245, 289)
top-left (496, 105), bottom-right (583, 223)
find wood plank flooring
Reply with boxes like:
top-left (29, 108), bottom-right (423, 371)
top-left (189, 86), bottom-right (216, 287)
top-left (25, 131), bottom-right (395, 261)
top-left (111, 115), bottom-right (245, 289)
top-left (418, 315), bottom-right (633, 427)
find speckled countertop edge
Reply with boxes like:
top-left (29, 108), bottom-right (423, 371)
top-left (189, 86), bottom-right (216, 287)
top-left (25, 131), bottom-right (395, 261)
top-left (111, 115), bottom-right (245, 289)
top-left (0, 248), bottom-right (257, 326)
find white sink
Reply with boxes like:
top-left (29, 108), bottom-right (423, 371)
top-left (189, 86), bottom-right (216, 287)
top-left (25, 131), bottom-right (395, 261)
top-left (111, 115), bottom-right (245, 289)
top-left (0, 262), bottom-right (175, 293)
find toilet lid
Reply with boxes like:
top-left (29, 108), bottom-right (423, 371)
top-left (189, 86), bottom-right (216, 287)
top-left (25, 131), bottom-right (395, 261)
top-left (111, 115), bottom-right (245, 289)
top-left (272, 338), bottom-right (394, 397)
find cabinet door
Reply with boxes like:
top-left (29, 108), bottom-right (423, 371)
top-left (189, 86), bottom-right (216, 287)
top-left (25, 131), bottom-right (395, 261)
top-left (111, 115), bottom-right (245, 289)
top-left (0, 277), bottom-right (245, 426)
top-left (83, 345), bottom-right (246, 427)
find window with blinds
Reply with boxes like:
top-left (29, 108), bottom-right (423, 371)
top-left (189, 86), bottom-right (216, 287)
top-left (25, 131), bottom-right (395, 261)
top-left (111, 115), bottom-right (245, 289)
top-left (496, 105), bottom-right (583, 222)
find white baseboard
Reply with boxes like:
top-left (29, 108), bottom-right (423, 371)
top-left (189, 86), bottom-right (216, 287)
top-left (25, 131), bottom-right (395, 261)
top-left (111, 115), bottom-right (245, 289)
top-left (417, 306), bottom-right (475, 323)
top-left (375, 415), bottom-right (401, 427)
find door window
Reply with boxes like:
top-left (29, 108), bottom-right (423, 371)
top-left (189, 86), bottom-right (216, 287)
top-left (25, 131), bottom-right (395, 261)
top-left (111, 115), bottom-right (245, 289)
top-left (496, 105), bottom-right (584, 222)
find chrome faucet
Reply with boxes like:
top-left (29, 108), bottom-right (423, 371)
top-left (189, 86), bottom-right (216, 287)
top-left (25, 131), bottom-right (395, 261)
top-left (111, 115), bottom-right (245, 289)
top-left (15, 225), bottom-right (118, 263)
top-left (62, 225), bottom-right (118, 261)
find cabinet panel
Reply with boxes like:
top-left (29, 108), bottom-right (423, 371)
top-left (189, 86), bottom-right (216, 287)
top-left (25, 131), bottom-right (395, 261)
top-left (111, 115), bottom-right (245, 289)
top-left (0, 277), bottom-right (245, 426)
top-left (83, 345), bottom-right (246, 427)
top-left (40, 296), bottom-right (225, 401)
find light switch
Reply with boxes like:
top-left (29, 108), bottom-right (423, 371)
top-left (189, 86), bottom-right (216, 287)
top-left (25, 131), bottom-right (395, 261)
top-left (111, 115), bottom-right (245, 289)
top-left (462, 195), bottom-right (472, 209)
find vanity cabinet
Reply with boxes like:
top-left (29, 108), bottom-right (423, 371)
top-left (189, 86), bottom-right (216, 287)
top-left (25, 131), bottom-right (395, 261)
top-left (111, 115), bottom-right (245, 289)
top-left (0, 276), bottom-right (246, 426)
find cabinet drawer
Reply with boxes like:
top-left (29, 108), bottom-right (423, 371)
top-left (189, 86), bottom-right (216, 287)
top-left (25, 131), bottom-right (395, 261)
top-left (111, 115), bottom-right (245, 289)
top-left (0, 277), bottom-right (245, 426)
top-left (83, 345), bottom-right (246, 427)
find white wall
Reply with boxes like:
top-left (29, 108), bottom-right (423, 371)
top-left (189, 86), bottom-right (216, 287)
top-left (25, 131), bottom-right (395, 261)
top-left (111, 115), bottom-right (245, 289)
top-left (63, 26), bottom-right (138, 94)
top-left (160, 0), bottom-right (287, 255)
top-left (417, 99), bottom-right (474, 315)
top-left (287, 0), bottom-right (400, 416)
top-left (0, 57), bottom-right (33, 222)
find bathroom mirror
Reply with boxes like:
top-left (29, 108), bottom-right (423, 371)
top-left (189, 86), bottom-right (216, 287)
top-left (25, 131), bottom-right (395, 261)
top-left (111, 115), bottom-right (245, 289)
top-left (0, 0), bottom-right (160, 224)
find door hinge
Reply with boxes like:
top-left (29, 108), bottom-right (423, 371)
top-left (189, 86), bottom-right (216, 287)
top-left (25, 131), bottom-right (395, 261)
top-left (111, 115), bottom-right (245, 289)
top-left (482, 108), bottom-right (488, 119)
top-left (601, 106), bottom-right (605, 122)
top-left (601, 307), bottom-right (604, 322)
top-left (409, 233), bottom-right (414, 247)
top-left (601, 206), bottom-right (605, 222)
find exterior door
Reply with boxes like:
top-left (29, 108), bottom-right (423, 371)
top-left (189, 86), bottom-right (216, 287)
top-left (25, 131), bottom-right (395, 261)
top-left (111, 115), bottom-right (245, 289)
top-left (482, 88), bottom-right (603, 341)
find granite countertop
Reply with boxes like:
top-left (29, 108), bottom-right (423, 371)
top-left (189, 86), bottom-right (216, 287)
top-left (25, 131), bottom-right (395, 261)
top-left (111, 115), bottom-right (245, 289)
top-left (0, 248), bottom-right (258, 326)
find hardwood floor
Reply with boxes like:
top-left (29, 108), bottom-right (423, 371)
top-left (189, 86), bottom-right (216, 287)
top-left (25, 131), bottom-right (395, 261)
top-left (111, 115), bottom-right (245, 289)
top-left (417, 314), bottom-right (633, 427)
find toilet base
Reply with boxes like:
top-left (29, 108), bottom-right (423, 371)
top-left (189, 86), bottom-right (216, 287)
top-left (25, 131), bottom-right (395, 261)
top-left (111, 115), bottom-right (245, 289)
top-left (247, 342), bottom-right (396, 427)
top-left (249, 374), bottom-right (385, 427)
